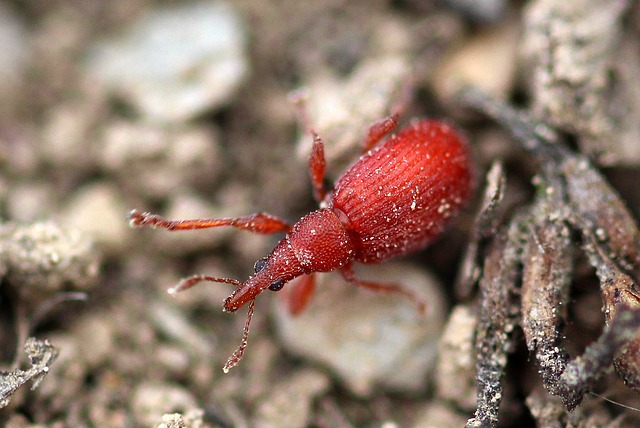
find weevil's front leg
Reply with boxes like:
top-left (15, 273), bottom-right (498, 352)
top-left (284, 274), bottom-right (317, 316)
top-left (339, 263), bottom-right (426, 314)
top-left (128, 210), bottom-right (293, 234)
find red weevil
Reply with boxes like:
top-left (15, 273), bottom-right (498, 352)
top-left (129, 97), bottom-right (474, 372)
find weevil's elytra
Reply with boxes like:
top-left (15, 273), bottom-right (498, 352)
top-left (331, 120), bottom-right (473, 264)
top-left (129, 102), bottom-right (474, 372)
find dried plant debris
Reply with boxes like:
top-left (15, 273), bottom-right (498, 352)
top-left (0, 338), bottom-right (58, 409)
top-left (521, 0), bottom-right (637, 164)
top-left (459, 88), bottom-right (640, 427)
top-left (0, 221), bottom-right (97, 416)
top-left (455, 161), bottom-right (506, 299)
top-left (156, 411), bottom-right (206, 428)
top-left (467, 209), bottom-right (526, 427)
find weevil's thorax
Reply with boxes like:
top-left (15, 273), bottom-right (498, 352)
top-left (288, 208), bottom-right (356, 273)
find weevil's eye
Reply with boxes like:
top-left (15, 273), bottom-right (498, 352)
top-left (268, 279), bottom-right (285, 291)
top-left (254, 257), bottom-right (268, 274)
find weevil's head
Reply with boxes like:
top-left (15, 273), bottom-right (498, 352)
top-left (223, 237), bottom-right (304, 312)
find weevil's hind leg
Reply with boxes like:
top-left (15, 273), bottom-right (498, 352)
top-left (289, 90), bottom-right (328, 203)
top-left (339, 264), bottom-right (426, 314)
top-left (360, 80), bottom-right (413, 152)
top-left (128, 210), bottom-right (293, 234)
top-left (285, 274), bottom-right (316, 316)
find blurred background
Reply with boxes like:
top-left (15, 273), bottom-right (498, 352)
top-left (0, 1), bottom-right (639, 427)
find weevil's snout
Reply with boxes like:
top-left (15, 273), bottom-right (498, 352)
top-left (220, 260), bottom-right (264, 312)
top-left (222, 273), bottom-right (290, 312)
top-left (223, 284), bottom-right (261, 312)
top-left (224, 239), bottom-right (304, 312)
top-left (222, 258), bottom-right (274, 312)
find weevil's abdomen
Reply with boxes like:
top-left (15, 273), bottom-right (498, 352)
top-left (331, 120), bottom-right (473, 264)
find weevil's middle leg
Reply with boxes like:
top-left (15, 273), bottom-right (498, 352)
top-left (339, 263), bottom-right (426, 314)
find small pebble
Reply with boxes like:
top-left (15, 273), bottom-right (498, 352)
top-left (411, 401), bottom-right (468, 428)
top-left (85, 2), bottom-right (247, 123)
top-left (39, 101), bottom-right (103, 171)
top-left (273, 262), bottom-right (446, 396)
top-left (156, 410), bottom-right (204, 428)
top-left (432, 18), bottom-right (520, 107)
top-left (0, 221), bottom-right (99, 299)
top-left (434, 304), bottom-right (477, 411)
top-left (72, 314), bottom-right (117, 369)
top-left (0, 4), bottom-right (29, 117)
top-left (59, 183), bottom-right (129, 254)
top-left (147, 299), bottom-right (213, 358)
top-left (253, 369), bottom-right (330, 428)
top-left (6, 182), bottom-right (55, 223)
top-left (132, 382), bottom-right (199, 427)
top-left (295, 55), bottom-right (411, 170)
top-left (98, 121), bottom-right (221, 200)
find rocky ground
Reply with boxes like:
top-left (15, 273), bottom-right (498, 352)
top-left (1, 1), bottom-right (640, 427)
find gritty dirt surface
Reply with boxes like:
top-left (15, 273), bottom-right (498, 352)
top-left (1, 1), bottom-right (640, 427)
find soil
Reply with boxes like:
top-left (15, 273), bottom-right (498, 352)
top-left (1, 1), bottom-right (640, 427)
